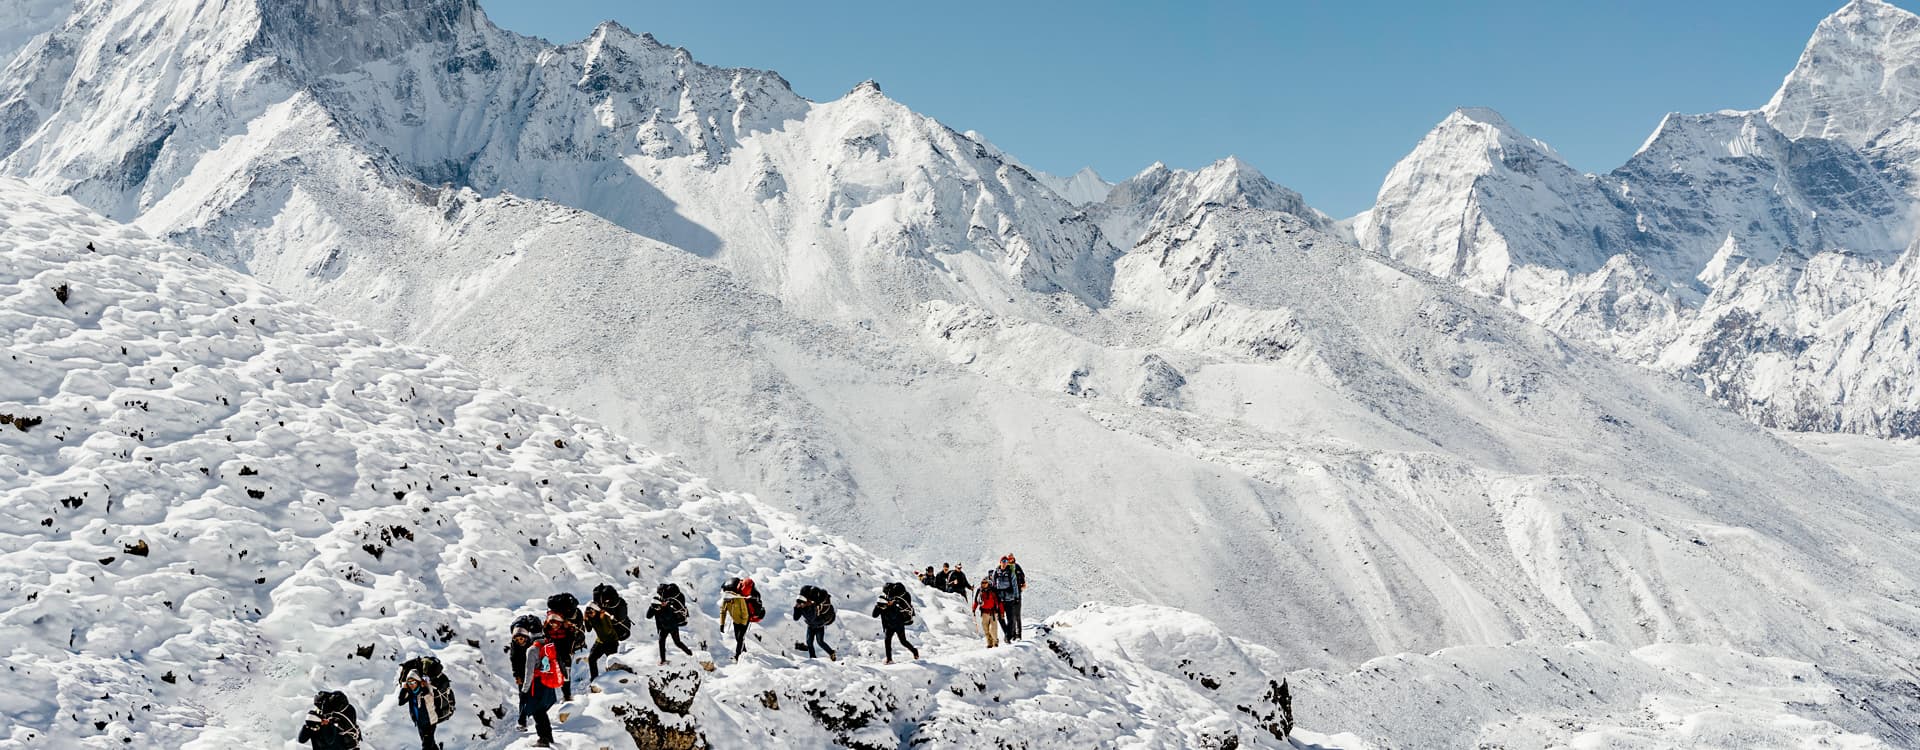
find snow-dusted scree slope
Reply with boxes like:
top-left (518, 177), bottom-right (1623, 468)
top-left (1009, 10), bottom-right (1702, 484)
top-left (0, 180), bottom-right (1319, 748)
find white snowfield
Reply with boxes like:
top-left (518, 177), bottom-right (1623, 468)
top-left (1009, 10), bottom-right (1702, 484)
top-left (0, 181), bottom-right (1322, 748)
top-left (2, 0), bottom-right (1920, 747)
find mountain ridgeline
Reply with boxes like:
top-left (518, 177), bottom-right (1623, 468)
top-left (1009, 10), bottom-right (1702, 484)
top-left (1358, 0), bottom-right (1920, 438)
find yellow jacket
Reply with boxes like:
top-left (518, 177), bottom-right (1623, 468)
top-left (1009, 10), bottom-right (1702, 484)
top-left (721, 593), bottom-right (751, 625)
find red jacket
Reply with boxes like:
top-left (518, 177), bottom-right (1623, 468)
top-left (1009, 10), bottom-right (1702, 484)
top-left (972, 586), bottom-right (1001, 614)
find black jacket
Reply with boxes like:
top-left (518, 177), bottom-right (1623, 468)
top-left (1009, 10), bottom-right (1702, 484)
top-left (944, 569), bottom-right (970, 593)
top-left (297, 696), bottom-right (360, 750)
top-left (871, 595), bottom-right (913, 629)
top-left (508, 638), bottom-right (530, 684)
top-left (645, 596), bottom-right (688, 630)
top-left (792, 599), bottom-right (831, 628)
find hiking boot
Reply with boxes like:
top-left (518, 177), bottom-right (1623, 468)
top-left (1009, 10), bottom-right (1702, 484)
top-left (829, 651), bottom-right (838, 662)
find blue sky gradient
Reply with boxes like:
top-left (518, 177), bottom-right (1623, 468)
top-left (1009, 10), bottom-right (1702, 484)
top-left (484, 0), bottom-right (1884, 216)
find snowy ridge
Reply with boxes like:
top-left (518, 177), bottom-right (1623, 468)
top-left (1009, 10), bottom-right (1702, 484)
top-left (962, 131), bottom-right (1114, 205)
top-left (0, 179), bottom-right (1317, 748)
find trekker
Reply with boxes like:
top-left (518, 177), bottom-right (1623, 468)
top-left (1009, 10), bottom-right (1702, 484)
top-left (297, 690), bottom-right (361, 750)
top-left (919, 566), bottom-right (938, 588)
top-left (872, 582), bottom-right (920, 664)
top-left (792, 585), bottom-right (839, 660)
top-left (936, 563), bottom-right (953, 591)
top-left (544, 593), bottom-right (587, 701)
top-left (395, 655), bottom-right (454, 750)
top-left (645, 583), bottom-right (695, 665)
top-left (514, 614), bottom-right (566, 747)
top-left (972, 578), bottom-right (1002, 648)
top-left (719, 578), bottom-right (759, 661)
top-left (584, 583), bottom-right (634, 681)
top-left (945, 563), bottom-right (970, 595)
top-left (991, 554), bottom-right (1027, 641)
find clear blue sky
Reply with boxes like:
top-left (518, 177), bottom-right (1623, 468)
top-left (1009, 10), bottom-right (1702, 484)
top-left (484, 0), bottom-right (1880, 217)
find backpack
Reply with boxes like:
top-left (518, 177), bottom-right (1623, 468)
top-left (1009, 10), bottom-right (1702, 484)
top-left (604, 603), bottom-right (634, 641)
top-left (594, 585), bottom-right (634, 640)
top-left (894, 595), bottom-right (916, 627)
top-left (512, 613), bottom-right (544, 636)
top-left (313, 691), bottom-right (361, 744)
top-left (655, 584), bottom-right (689, 628)
top-left (547, 592), bottom-right (580, 618)
top-left (429, 679), bottom-right (454, 725)
top-left (656, 597), bottom-right (689, 629)
top-left (396, 656), bottom-right (455, 722)
top-left (992, 568), bottom-right (1021, 601)
top-left (532, 640), bottom-right (565, 689)
top-left (805, 587), bottom-right (838, 626)
top-left (740, 578), bottom-right (765, 623)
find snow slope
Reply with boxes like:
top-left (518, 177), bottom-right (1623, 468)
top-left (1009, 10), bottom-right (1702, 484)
top-left (0, 178), bottom-right (1316, 748)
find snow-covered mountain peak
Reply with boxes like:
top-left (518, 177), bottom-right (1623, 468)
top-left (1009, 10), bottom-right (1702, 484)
top-left (848, 78), bottom-right (884, 96)
top-left (1036, 165), bottom-right (1113, 205)
top-left (1427, 106), bottom-right (1567, 169)
top-left (1354, 106), bottom-right (1641, 302)
top-left (1091, 156), bottom-right (1333, 248)
top-left (1764, 0), bottom-right (1920, 145)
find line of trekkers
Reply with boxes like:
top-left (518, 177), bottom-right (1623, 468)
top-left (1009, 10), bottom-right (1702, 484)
top-left (296, 556), bottom-right (1030, 749)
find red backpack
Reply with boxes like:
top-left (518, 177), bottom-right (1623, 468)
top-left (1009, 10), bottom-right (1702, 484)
top-left (532, 640), bottom-right (565, 689)
top-left (739, 578), bottom-right (765, 623)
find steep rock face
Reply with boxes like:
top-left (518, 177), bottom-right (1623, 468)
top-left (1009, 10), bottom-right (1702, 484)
top-left (1765, 0), bottom-right (1920, 146)
top-left (1614, 110), bottom-right (1908, 281)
